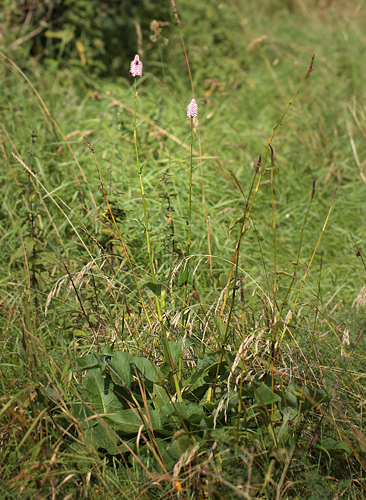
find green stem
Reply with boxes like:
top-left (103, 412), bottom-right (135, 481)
top-left (133, 79), bottom-right (182, 402)
top-left (179, 119), bottom-right (194, 381)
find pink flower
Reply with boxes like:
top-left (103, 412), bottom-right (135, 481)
top-left (130, 54), bottom-right (143, 77)
top-left (187, 99), bottom-right (198, 118)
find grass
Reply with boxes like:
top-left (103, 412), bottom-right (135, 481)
top-left (1, 0), bottom-right (366, 498)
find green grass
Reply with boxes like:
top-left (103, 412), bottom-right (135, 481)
top-left (1, 0), bottom-right (366, 498)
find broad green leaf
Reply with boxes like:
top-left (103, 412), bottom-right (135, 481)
top-left (254, 383), bottom-right (281, 405)
top-left (131, 355), bottom-right (162, 383)
top-left (106, 408), bottom-right (166, 433)
top-left (145, 281), bottom-right (163, 297)
top-left (319, 437), bottom-right (352, 454)
top-left (196, 352), bottom-right (220, 372)
top-left (160, 401), bottom-right (204, 423)
top-left (83, 368), bottom-right (121, 414)
top-left (104, 408), bottom-right (143, 433)
top-left (153, 383), bottom-right (171, 410)
top-left (101, 346), bottom-right (113, 357)
top-left (182, 352), bottom-right (219, 390)
top-left (109, 351), bottom-right (132, 388)
top-left (213, 317), bottom-right (227, 344)
top-left (178, 265), bottom-right (193, 287)
top-left (76, 354), bottom-right (100, 371)
top-left (284, 388), bottom-right (298, 408)
top-left (167, 340), bottom-right (181, 366)
top-left (85, 422), bottom-right (134, 454)
top-left (139, 435), bottom-right (192, 470)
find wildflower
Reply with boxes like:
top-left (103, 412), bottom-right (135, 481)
top-left (130, 54), bottom-right (143, 77)
top-left (174, 481), bottom-right (183, 492)
top-left (187, 98), bottom-right (198, 118)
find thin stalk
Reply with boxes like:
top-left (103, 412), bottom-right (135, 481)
top-left (219, 158), bottom-right (261, 316)
top-left (187, 118), bottom-right (194, 255)
top-left (220, 55), bottom-right (315, 316)
top-left (132, 82), bottom-right (182, 402)
top-left (133, 79), bottom-right (154, 284)
top-left (269, 145), bottom-right (277, 395)
top-left (302, 257), bottom-right (322, 397)
top-left (275, 179), bottom-right (316, 353)
top-left (179, 118), bottom-right (194, 381)
top-left (293, 188), bottom-right (337, 307)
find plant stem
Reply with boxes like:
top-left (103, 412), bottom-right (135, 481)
top-left (132, 79), bottom-right (182, 402)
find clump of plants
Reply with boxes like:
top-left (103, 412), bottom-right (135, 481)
top-left (1, 17), bottom-right (366, 499)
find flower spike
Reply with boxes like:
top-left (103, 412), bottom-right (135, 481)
top-left (187, 99), bottom-right (198, 118)
top-left (130, 54), bottom-right (143, 77)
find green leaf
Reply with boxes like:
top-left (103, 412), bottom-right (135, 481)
top-left (76, 354), bottom-right (100, 371)
top-left (213, 317), bottom-right (227, 344)
top-left (160, 401), bottom-right (204, 423)
top-left (182, 352), bottom-right (219, 390)
top-left (178, 265), bottom-right (191, 286)
top-left (101, 346), bottom-right (113, 357)
top-left (319, 437), bottom-right (352, 454)
top-left (9, 246), bottom-right (25, 266)
top-left (145, 281), bottom-right (163, 297)
top-left (85, 423), bottom-right (119, 453)
top-left (167, 340), bottom-right (181, 366)
top-left (228, 216), bottom-right (251, 235)
top-left (83, 368), bottom-right (121, 414)
top-left (153, 383), bottom-right (171, 410)
top-left (254, 383), bottom-right (281, 405)
top-left (131, 355), bottom-right (162, 384)
top-left (104, 408), bottom-right (144, 433)
top-left (106, 408), bottom-right (166, 433)
top-left (109, 351), bottom-right (131, 388)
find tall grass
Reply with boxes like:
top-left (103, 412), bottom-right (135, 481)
top-left (1, 1), bottom-right (366, 498)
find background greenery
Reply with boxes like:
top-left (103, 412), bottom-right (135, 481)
top-left (1, 0), bottom-right (366, 498)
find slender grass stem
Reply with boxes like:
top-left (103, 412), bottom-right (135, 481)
top-left (220, 55), bottom-right (315, 316)
top-left (269, 144), bottom-right (277, 394)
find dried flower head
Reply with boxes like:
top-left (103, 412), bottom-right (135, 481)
top-left (187, 99), bottom-right (198, 118)
top-left (130, 54), bottom-right (143, 77)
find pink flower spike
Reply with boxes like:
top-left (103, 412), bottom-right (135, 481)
top-left (130, 54), bottom-right (143, 77)
top-left (187, 99), bottom-right (198, 118)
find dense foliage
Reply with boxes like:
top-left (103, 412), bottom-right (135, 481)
top-left (1, 0), bottom-right (366, 498)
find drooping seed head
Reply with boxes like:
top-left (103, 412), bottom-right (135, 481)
top-left (130, 54), bottom-right (143, 77)
top-left (187, 99), bottom-right (198, 118)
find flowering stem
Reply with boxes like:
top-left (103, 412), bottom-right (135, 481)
top-left (133, 77), bottom-right (182, 402)
top-left (133, 79), bottom-right (154, 281)
top-left (187, 118), bottom-right (193, 255)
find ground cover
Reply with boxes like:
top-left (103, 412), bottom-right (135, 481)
top-left (1, 0), bottom-right (366, 498)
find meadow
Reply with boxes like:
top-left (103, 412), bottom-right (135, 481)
top-left (1, 0), bottom-right (366, 498)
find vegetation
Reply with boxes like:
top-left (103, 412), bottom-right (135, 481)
top-left (1, 0), bottom-right (366, 498)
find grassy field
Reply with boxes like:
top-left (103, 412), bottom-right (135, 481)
top-left (1, 0), bottom-right (366, 498)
